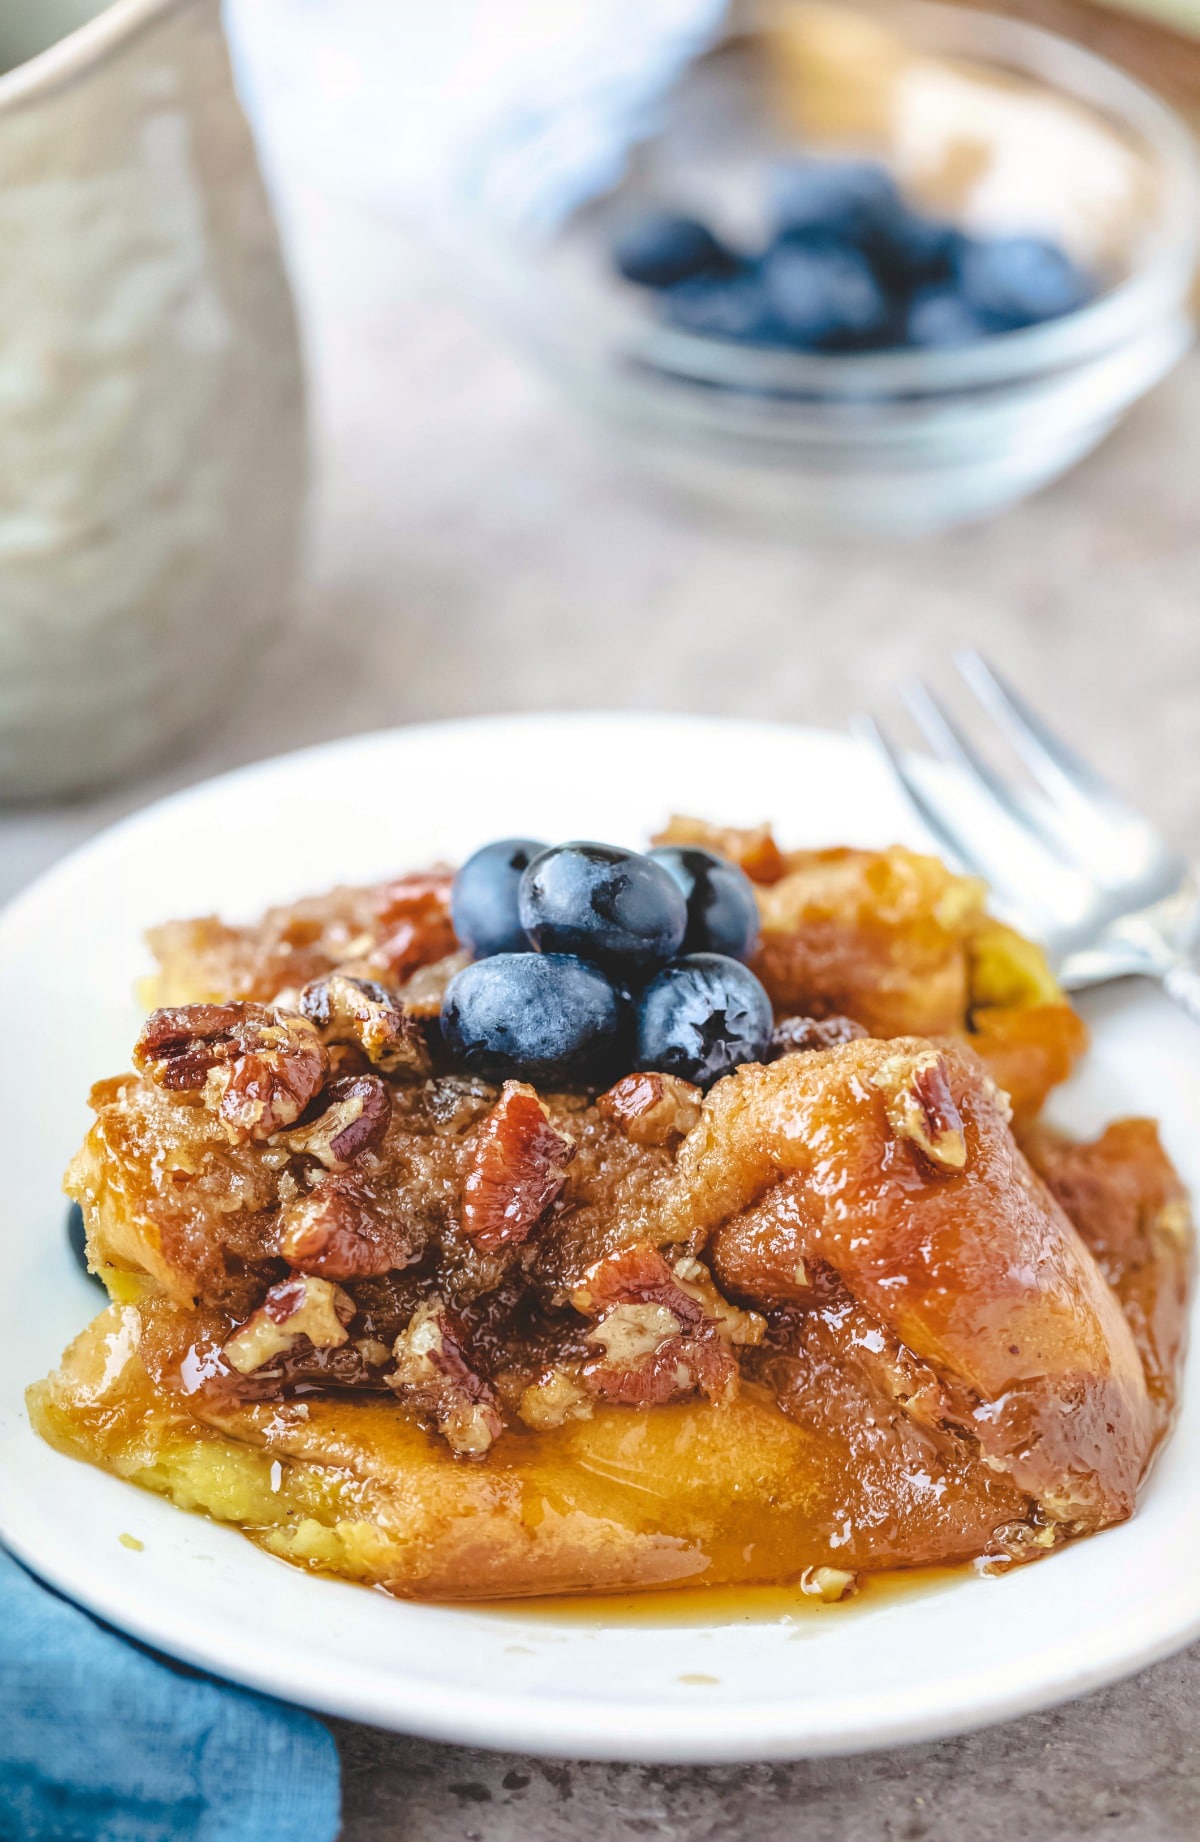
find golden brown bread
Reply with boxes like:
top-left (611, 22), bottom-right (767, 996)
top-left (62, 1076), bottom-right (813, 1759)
top-left (677, 1041), bottom-right (1152, 1529)
top-left (29, 827), bottom-right (1190, 1599)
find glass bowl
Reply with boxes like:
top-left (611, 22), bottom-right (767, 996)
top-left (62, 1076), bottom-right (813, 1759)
top-left (441, 0), bottom-right (1200, 535)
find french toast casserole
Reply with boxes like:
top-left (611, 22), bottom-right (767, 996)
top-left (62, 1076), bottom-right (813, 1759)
top-left (30, 818), bottom-right (1192, 1602)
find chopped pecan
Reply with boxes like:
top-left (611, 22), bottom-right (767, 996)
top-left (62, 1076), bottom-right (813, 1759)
top-left (981, 1073), bottom-right (1014, 1126)
top-left (799, 1566), bottom-right (859, 1603)
top-left (768, 1014), bottom-right (869, 1058)
top-left (397, 948), bottom-right (472, 1020)
top-left (299, 972), bottom-right (430, 1077)
top-left (871, 1047), bottom-right (967, 1172)
top-left (223, 1274), bottom-right (353, 1375)
top-left (462, 1082), bottom-right (577, 1251)
top-left (324, 1042), bottom-right (372, 1080)
top-left (187, 1334), bottom-right (391, 1406)
top-left (570, 1245), bottom-right (742, 1406)
top-left (373, 872), bottom-right (457, 980)
top-left (134, 1002), bottom-right (328, 1143)
top-left (135, 1002), bottom-right (245, 1090)
top-left (983, 1519), bottom-right (1059, 1570)
top-left (517, 1366), bottom-right (594, 1431)
top-left (278, 1171), bottom-right (417, 1279)
top-left (280, 1073), bottom-right (392, 1171)
top-left (597, 1072), bottom-right (702, 1148)
top-left (355, 1336), bottom-right (393, 1368)
top-left (670, 1254), bottom-right (765, 1348)
top-left (389, 1297), bottom-right (503, 1457)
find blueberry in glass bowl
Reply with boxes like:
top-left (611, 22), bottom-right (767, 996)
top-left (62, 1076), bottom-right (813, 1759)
top-left (622, 161), bottom-right (1096, 356)
top-left (611, 211), bottom-right (737, 289)
top-left (758, 235), bottom-right (894, 351)
top-left (441, 1), bottom-right (1199, 534)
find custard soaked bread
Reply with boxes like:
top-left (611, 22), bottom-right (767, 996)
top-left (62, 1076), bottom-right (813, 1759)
top-left (31, 823), bottom-right (1190, 1599)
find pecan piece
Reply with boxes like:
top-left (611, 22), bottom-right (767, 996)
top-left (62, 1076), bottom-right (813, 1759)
top-left (398, 949), bottom-right (471, 1020)
top-left (134, 1002), bottom-right (328, 1143)
top-left (871, 1047), bottom-right (967, 1172)
top-left (135, 1003), bottom-right (246, 1090)
top-left (462, 1082), bottom-right (577, 1251)
top-left (299, 972), bottom-right (430, 1078)
top-left (983, 1519), bottom-right (1059, 1571)
top-left (768, 1014), bottom-right (869, 1058)
top-left (570, 1245), bottom-right (745, 1407)
top-left (373, 871), bottom-right (457, 980)
top-left (517, 1366), bottom-right (594, 1431)
top-left (223, 1274), bottom-right (353, 1375)
top-left (670, 1254), bottom-right (765, 1349)
top-left (281, 1073), bottom-right (391, 1171)
top-left (278, 1171), bottom-right (416, 1279)
top-left (597, 1072), bottom-right (702, 1148)
top-left (799, 1566), bottom-right (859, 1603)
top-left (389, 1297), bottom-right (503, 1457)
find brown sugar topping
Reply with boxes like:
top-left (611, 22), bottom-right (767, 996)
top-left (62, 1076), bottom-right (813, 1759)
top-left (768, 1014), bottom-right (869, 1058)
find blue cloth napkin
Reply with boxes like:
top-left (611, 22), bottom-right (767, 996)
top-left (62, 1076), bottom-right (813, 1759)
top-left (0, 1547), bottom-right (341, 1842)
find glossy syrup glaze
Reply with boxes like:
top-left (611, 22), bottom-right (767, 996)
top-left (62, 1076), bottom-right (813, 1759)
top-left (480, 1564), bottom-right (968, 1627)
top-left (30, 832), bottom-right (1193, 1603)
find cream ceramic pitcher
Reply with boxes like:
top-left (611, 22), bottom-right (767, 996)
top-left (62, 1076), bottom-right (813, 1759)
top-left (0, 0), bottom-right (306, 799)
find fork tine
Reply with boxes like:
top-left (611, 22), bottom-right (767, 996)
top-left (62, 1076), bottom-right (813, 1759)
top-left (851, 714), bottom-right (992, 879)
top-left (953, 649), bottom-right (1124, 812)
top-left (901, 678), bottom-right (1065, 857)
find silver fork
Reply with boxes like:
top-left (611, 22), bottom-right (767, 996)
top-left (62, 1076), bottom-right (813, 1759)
top-left (858, 650), bottom-right (1200, 1020)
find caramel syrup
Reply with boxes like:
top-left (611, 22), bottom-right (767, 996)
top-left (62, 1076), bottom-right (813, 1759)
top-left (477, 1563), bottom-right (970, 1627)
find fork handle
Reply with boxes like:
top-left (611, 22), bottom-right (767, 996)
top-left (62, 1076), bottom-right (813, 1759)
top-left (1162, 960), bottom-right (1200, 1024)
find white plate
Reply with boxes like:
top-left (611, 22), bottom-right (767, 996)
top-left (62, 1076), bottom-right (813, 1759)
top-left (1, 713), bottom-right (1198, 1763)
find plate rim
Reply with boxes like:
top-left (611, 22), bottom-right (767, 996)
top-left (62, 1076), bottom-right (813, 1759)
top-left (2, 709), bottom-right (1197, 1763)
top-left (3, 1502), bottom-right (1199, 1763)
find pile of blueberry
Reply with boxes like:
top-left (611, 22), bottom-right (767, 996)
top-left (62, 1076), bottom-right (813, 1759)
top-left (442, 839), bottom-right (773, 1090)
top-left (611, 157), bottom-right (1094, 352)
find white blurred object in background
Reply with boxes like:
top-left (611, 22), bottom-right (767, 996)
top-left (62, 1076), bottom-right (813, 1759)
top-left (224, 0), bottom-right (726, 219)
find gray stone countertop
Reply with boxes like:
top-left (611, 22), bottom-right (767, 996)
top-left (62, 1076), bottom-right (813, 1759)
top-left (4, 183), bottom-right (1199, 1839)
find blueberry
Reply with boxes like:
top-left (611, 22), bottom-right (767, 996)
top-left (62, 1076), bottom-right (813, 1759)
top-left (636, 953), bottom-right (774, 1089)
top-left (761, 240), bottom-right (891, 350)
top-left (612, 211), bottom-right (736, 289)
top-left (451, 837), bottom-right (546, 958)
top-left (769, 158), bottom-right (900, 247)
top-left (663, 269), bottom-right (784, 346)
top-left (441, 952), bottom-right (620, 1085)
top-left (955, 235), bottom-right (1093, 330)
top-left (647, 847), bottom-right (759, 960)
top-left (519, 843), bottom-right (687, 978)
top-left (906, 284), bottom-right (988, 348)
top-left (867, 205), bottom-right (962, 288)
top-left (67, 1202), bottom-right (104, 1290)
